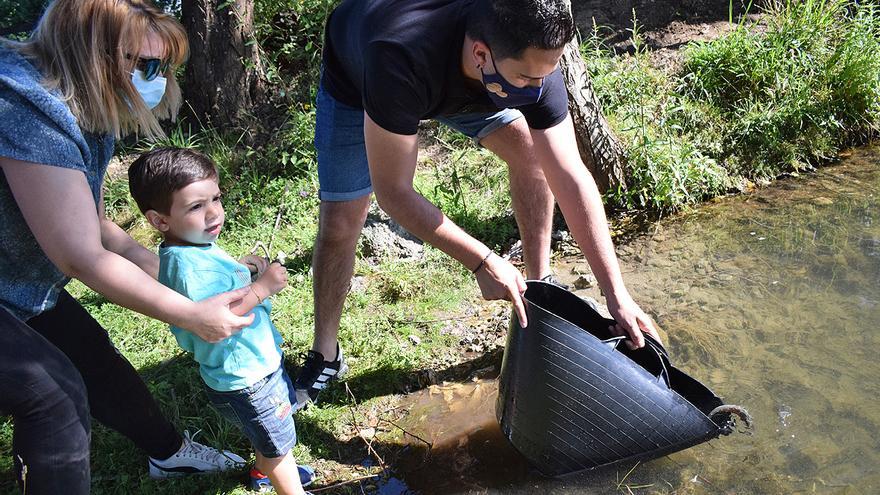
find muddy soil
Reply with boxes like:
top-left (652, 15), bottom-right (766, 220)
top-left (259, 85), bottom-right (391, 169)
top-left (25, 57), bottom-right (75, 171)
top-left (573, 0), bottom-right (759, 45)
top-left (573, 0), bottom-right (764, 70)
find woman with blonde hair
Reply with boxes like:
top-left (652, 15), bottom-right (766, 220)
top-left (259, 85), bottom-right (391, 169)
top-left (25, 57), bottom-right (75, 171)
top-left (0, 0), bottom-right (255, 492)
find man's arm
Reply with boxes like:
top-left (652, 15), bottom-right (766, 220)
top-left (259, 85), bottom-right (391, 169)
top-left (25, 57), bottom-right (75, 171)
top-left (98, 190), bottom-right (160, 279)
top-left (363, 113), bottom-right (528, 326)
top-left (531, 114), bottom-right (660, 347)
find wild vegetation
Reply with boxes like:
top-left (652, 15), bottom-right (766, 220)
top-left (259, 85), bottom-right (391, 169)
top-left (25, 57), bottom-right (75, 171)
top-left (1, 0), bottom-right (879, 493)
top-left (589, 0), bottom-right (880, 210)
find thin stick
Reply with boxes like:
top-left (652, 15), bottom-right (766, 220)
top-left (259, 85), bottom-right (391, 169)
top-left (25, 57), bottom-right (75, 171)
top-left (249, 241), bottom-right (271, 259)
top-left (616, 461), bottom-right (640, 490)
top-left (345, 384), bottom-right (387, 470)
top-left (380, 417), bottom-right (433, 449)
top-left (249, 183), bottom-right (289, 261)
top-left (267, 183), bottom-right (290, 256)
top-left (308, 474), bottom-right (381, 493)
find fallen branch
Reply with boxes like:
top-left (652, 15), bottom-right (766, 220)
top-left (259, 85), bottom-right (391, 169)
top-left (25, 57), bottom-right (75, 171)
top-left (308, 473), bottom-right (381, 493)
top-left (345, 384), bottom-right (387, 471)
top-left (380, 417), bottom-right (433, 449)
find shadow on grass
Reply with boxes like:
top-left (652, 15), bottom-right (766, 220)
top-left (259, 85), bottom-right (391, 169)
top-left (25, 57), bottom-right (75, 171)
top-left (279, 248), bottom-right (313, 275)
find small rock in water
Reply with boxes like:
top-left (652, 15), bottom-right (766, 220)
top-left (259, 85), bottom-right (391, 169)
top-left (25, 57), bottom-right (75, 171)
top-left (778, 405), bottom-right (792, 428)
top-left (570, 264), bottom-right (591, 276)
top-left (573, 274), bottom-right (596, 290)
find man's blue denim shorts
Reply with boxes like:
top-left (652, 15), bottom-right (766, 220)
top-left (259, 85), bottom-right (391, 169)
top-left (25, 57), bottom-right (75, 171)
top-left (204, 364), bottom-right (296, 458)
top-left (314, 84), bottom-right (524, 202)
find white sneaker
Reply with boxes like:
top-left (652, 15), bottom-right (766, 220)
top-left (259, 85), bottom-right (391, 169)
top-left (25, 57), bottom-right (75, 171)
top-left (148, 430), bottom-right (245, 479)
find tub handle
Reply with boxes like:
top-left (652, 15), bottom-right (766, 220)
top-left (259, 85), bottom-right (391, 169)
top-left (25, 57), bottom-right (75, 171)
top-left (601, 335), bottom-right (672, 389)
top-left (645, 338), bottom-right (672, 389)
top-left (600, 336), bottom-right (628, 350)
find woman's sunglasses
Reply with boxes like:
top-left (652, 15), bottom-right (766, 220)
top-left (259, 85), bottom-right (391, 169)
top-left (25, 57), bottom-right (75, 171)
top-left (128, 56), bottom-right (169, 82)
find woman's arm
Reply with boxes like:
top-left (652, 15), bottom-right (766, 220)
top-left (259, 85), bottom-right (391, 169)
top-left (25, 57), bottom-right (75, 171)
top-left (98, 191), bottom-right (161, 278)
top-left (0, 157), bottom-right (253, 342)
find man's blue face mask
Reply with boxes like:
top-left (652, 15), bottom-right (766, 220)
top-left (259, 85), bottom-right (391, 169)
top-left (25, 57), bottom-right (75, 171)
top-left (480, 50), bottom-right (544, 108)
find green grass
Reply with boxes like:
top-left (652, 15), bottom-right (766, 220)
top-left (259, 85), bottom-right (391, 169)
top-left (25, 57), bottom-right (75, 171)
top-left (587, 0), bottom-right (880, 211)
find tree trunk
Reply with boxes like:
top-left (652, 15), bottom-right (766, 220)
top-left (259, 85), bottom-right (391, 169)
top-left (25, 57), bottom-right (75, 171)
top-left (181, 0), bottom-right (267, 131)
top-left (560, 37), bottom-right (627, 194)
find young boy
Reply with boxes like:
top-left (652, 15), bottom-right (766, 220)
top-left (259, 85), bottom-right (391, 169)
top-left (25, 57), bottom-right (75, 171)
top-left (128, 147), bottom-right (313, 494)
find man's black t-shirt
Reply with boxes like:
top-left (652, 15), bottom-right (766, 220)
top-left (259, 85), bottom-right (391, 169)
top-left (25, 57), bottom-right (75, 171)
top-left (321, 0), bottom-right (569, 136)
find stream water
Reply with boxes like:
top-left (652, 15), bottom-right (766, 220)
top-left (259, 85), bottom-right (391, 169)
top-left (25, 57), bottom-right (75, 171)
top-left (383, 147), bottom-right (880, 494)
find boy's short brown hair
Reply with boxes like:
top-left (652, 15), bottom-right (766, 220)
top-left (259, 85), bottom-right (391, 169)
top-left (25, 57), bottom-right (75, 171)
top-left (128, 147), bottom-right (219, 214)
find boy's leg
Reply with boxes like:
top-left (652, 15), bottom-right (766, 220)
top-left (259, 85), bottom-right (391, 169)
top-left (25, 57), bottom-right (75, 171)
top-left (208, 366), bottom-right (304, 492)
top-left (26, 290), bottom-right (244, 476)
top-left (1, 307), bottom-right (90, 495)
top-left (255, 451), bottom-right (306, 495)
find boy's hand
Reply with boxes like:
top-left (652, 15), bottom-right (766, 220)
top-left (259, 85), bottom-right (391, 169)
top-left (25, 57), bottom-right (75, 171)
top-left (240, 255), bottom-right (269, 275)
top-left (254, 262), bottom-right (287, 297)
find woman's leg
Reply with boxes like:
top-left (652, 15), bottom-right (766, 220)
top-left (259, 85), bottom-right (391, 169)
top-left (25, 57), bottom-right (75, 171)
top-left (26, 290), bottom-right (182, 459)
top-left (255, 451), bottom-right (305, 495)
top-left (0, 307), bottom-right (90, 494)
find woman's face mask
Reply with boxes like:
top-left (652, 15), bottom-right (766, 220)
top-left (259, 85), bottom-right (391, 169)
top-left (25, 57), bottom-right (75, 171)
top-left (480, 51), bottom-right (543, 108)
top-left (130, 69), bottom-right (167, 109)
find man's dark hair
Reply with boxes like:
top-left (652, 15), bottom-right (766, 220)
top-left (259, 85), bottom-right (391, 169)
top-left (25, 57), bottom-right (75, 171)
top-left (466, 0), bottom-right (576, 60)
top-left (128, 147), bottom-right (219, 214)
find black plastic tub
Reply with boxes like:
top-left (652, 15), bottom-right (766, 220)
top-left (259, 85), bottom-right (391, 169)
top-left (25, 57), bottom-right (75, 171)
top-left (496, 281), bottom-right (735, 477)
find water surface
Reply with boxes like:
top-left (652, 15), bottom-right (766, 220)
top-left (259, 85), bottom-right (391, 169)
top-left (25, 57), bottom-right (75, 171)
top-left (387, 147), bottom-right (880, 494)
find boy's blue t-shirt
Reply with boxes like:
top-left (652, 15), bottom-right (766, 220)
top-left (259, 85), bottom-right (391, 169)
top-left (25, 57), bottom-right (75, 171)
top-left (158, 243), bottom-right (283, 392)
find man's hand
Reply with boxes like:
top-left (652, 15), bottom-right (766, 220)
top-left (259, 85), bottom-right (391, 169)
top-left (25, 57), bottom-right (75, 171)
top-left (474, 253), bottom-right (529, 328)
top-left (188, 287), bottom-right (256, 343)
top-left (605, 291), bottom-right (661, 349)
top-left (254, 262), bottom-right (288, 297)
top-left (240, 255), bottom-right (269, 275)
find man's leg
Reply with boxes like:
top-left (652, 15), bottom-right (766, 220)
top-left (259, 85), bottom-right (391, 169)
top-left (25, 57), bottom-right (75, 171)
top-left (479, 117), bottom-right (555, 280)
top-left (295, 81), bottom-right (372, 406)
top-left (311, 196), bottom-right (371, 360)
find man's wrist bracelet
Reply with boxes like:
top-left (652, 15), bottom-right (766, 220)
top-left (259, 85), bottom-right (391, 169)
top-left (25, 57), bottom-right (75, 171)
top-left (472, 252), bottom-right (492, 274)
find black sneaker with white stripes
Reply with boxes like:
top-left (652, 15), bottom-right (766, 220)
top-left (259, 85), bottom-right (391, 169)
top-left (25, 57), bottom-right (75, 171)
top-left (293, 343), bottom-right (348, 410)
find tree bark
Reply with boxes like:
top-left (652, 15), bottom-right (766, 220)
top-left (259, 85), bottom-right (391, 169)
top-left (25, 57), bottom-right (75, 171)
top-left (560, 36), bottom-right (627, 194)
top-left (181, 0), bottom-right (267, 131)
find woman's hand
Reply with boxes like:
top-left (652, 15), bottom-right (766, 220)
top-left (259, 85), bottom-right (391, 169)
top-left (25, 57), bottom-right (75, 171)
top-left (1, 157), bottom-right (250, 341)
top-left (187, 287), bottom-right (255, 343)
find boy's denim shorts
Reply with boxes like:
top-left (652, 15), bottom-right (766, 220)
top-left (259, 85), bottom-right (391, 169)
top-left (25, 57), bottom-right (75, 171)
top-left (204, 364), bottom-right (296, 458)
top-left (314, 84), bottom-right (524, 202)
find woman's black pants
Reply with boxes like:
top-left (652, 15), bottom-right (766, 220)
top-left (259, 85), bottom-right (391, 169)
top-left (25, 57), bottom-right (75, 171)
top-left (1, 290), bottom-right (182, 493)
